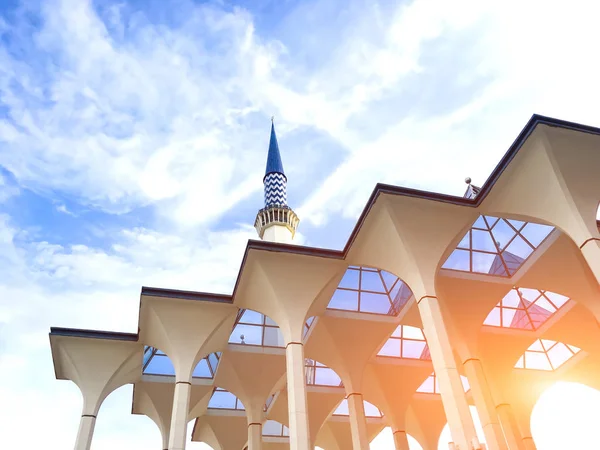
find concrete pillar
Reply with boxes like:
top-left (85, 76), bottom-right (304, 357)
top-left (580, 239), bottom-right (600, 288)
top-left (248, 423), bottom-right (262, 450)
top-left (286, 342), bottom-right (310, 450)
top-left (168, 381), bottom-right (192, 450)
top-left (463, 359), bottom-right (507, 450)
top-left (74, 414), bottom-right (96, 450)
top-left (522, 437), bottom-right (536, 450)
top-left (392, 429), bottom-right (410, 450)
top-left (347, 392), bottom-right (369, 450)
top-left (495, 404), bottom-right (525, 450)
top-left (417, 295), bottom-right (478, 450)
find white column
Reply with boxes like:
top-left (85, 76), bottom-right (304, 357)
top-left (74, 414), bottom-right (96, 450)
top-left (347, 393), bottom-right (369, 450)
top-left (248, 423), bottom-right (262, 450)
top-left (392, 430), bottom-right (410, 450)
top-left (168, 381), bottom-right (192, 450)
top-left (463, 359), bottom-right (507, 450)
top-left (286, 342), bottom-right (310, 450)
top-left (417, 295), bottom-right (478, 449)
top-left (495, 404), bottom-right (525, 450)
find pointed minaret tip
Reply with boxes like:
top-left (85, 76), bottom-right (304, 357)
top-left (255, 118), bottom-right (299, 243)
top-left (265, 119), bottom-right (285, 179)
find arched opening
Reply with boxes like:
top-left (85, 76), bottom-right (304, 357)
top-left (437, 406), bottom-right (486, 450)
top-left (483, 287), bottom-right (571, 331)
top-left (142, 346), bottom-right (222, 379)
top-left (327, 265), bottom-right (413, 316)
top-left (377, 325), bottom-right (431, 360)
top-left (332, 398), bottom-right (383, 418)
top-left (207, 387), bottom-right (245, 410)
top-left (531, 381), bottom-right (600, 448)
top-left (514, 338), bottom-right (581, 371)
top-left (229, 309), bottom-right (284, 348)
top-left (94, 384), bottom-right (161, 448)
top-left (262, 419), bottom-right (290, 438)
top-left (305, 358), bottom-right (343, 387)
top-left (369, 427), bottom-right (424, 450)
top-left (441, 214), bottom-right (555, 277)
top-left (416, 372), bottom-right (470, 394)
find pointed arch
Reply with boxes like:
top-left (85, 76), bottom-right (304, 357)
top-left (229, 309), bottom-right (285, 348)
top-left (514, 339), bottom-right (581, 371)
top-left (327, 265), bottom-right (413, 316)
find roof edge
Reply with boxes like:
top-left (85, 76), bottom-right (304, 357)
top-left (141, 286), bottom-right (233, 303)
top-left (49, 327), bottom-right (139, 341)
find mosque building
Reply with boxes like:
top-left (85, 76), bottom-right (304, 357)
top-left (49, 114), bottom-right (600, 450)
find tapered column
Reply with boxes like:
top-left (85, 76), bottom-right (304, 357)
top-left (392, 430), bottom-right (410, 450)
top-left (168, 381), bottom-right (192, 450)
top-left (347, 393), bottom-right (369, 450)
top-left (463, 359), bottom-right (507, 450)
top-left (74, 414), bottom-right (96, 450)
top-left (417, 295), bottom-right (478, 449)
top-left (286, 342), bottom-right (310, 450)
top-left (248, 423), bottom-right (262, 450)
top-left (522, 437), bottom-right (536, 450)
top-left (496, 404), bottom-right (525, 450)
top-left (580, 239), bottom-right (600, 287)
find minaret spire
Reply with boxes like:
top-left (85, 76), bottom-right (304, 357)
top-left (255, 119), bottom-right (299, 243)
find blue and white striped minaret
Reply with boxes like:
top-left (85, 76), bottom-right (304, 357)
top-left (255, 119), bottom-right (299, 243)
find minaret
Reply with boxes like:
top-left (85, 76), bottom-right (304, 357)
top-left (254, 119), bottom-right (299, 243)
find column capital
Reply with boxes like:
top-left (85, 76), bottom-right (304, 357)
top-left (416, 294), bottom-right (438, 304)
top-left (248, 422), bottom-right (262, 427)
top-left (579, 237), bottom-right (600, 249)
top-left (285, 341), bottom-right (303, 348)
top-left (346, 392), bottom-right (363, 397)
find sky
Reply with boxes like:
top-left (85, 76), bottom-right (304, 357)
top-left (1, 0), bottom-right (600, 448)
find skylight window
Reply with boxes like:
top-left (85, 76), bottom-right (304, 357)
top-left (305, 359), bottom-right (343, 387)
top-left (416, 372), bottom-right (470, 394)
top-left (515, 339), bottom-right (581, 371)
top-left (208, 387), bottom-right (245, 410)
top-left (229, 309), bottom-right (284, 348)
top-left (377, 325), bottom-right (431, 360)
top-left (142, 347), bottom-right (221, 378)
top-left (333, 399), bottom-right (383, 418)
top-left (484, 288), bottom-right (570, 330)
top-left (262, 420), bottom-right (289, 437)
top-left (327, 266), bottom-right (413, 316)
top-left (442, 216), bottom-right (554, 277)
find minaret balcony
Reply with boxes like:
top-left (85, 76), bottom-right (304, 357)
top-left (255, 204), bottom-right (299, 240)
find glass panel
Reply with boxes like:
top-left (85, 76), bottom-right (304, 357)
top-left (417, 375), bottom-right (435, 393)
top-left (378, 339), bottom-right (401, 357)
top-left (502, 308), bottom-right (517, 327)
top-left (541, 339), bottom-right (556, 350)
top-left (515, 356), bottom-right (524, 368)
top-left (263, 420), bottom-right (283, 436)
top-left (545, 291), bottom-right (569, 308)
top-left (402, 326), bottom-right (425, 340)
top-left (240, 309), bottom-right (264, 324)
top-left (145, 355), bottom-right (175, 376)
top-left (381, 270), bottom-right (399, 291)
top-left (507, 219), bottom-right (526, 231)
top-left (528, 340), bottom-right (544, 351)
top-left (534, 296), bottom-right (556, 312)
top-left (442, 249), bottom-right (470, 271)
top-left (547, 343), bottom-right (574, 369)
top-left (264, 316), bottom-right (277, 326)
top-left (473, 216), bottom-right (488, 229)
top-left (208, 353), bottom-right (220, 372)
top-left (502, 289), bottom-right (521, 307)
top-left (360, 292), bottom-right (392, 314)
top-left (461, 375), bottom-right (471, 392)
top-left (471, 229), bottom-right (496, 252)
top-left (505, 236), bottom-right (534, 259)
top-left (338, 268), bottom-right (360, 289)
top-left (483, 216), bottom-right (499, 228)
top-left (484, 307), bottom-right (502, 326)
top-left (193, 359), bottom-right (212, 378)
top-left (402, 340), bottom-right (427, 359)
top-left (328, 289), bottom-right (359, 311)
top-left (457, 231), bottom-right (470, 249)
top-left (314, 367), bottom-right (342, 386)
top-left (525, 351), bottom-right (552, 370)
top-left (391, 326), bottom-right (402, 337)
top-left (472, 251), bottom-right (496, 273)
top-left (364, 401), bottom-right (382, 417)
top-left (334, 399), bottom-right (349, 415)
top-left (520, 223), bottom-right (553, 247)
top-left (519, 288), bottom-right (541, 303)
top-left (209, 390), bottom-right (238, 409)
top-left (264, 326), bottom-right (285, 347)
top-left (231, 324), bottom-right (263, 345)
top-left (361, 270), bottom-right (386, 293)
top-left (491, 219), bottom-right (517, 249)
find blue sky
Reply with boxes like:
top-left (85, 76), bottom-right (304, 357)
top-left (1, 0), bottom-right (600, 448)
